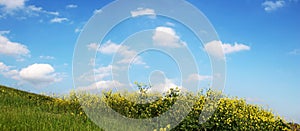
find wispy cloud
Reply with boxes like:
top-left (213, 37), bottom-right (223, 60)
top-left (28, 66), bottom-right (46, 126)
top-left (93, 9), bottom-right (102, 15)
top-left (50, 17), bottom-right (69, 23)
top-left (262, 0), bottom-right (285, 12)
top-left (66, 4), bottom-right (78, 9)
top-left (0, 2), bottom-right (59, 18)
top-left (74, 27), bottom-right (82, 33)
top-left (87, 40), bottom-right (146, 65)
top-left (165, 22), bottom-right (175, 27)
top-left (131, 8), bottom-right (156, 17)
top-left (0, 30), bottom-right (10, 35)
top-left (39, 55), bottom-right (55, 60)
top-left (187, 74), bottom-right (211, 82)
top-left (288, 49), bottom-right (300, 55)
top-left (27, 5), bottom-right (59, 16)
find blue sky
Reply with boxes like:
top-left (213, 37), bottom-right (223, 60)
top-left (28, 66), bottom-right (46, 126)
top-left (0, 0), bottom-right (299, 123)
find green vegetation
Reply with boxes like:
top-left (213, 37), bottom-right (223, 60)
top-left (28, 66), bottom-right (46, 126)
top-left (0, 85), bottom-right (101, 131)
top-left (0, 85), bottom-right (299, 130)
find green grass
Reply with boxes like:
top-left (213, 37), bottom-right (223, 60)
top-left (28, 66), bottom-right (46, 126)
top-left (0, 85), bottom-right (101, 131)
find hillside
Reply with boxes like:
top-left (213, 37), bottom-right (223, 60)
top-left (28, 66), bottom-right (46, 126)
top-left (0, 85), bottom-right (101, 130)
top-left (0, 85), bottom-right (299, 130)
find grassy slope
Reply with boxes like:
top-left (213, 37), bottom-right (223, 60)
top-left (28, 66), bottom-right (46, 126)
top-left (0, 85), bottom-right (299, 131)
top-left (0, 85), bottom-right (101, 131)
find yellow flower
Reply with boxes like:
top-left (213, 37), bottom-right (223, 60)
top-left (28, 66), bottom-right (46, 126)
top-left (166, 124), bottom-right (171, 129)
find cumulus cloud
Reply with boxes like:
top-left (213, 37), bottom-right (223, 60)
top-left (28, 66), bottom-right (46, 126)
top-left (131, 8), bottom-right (155, 17)
top-left (222, 42), bottom-right (251, 54)
top-left (0, 33), bottom-right (30, 57)
top-left (66, 4), bottom-right (77, 9)
top-left (152, 26), bottom-right (186, 48)
top-left (148, 79), bottom-right (182, 93)
top-left (205, 40), bottom-right (250, 59)
top-left (19, 63), bottom-right (62, 86)
top-left (0, 0), bottom-right (26, 10)
top-left (262, 0), bottom-right (285, 12)
top-left (101, 41), bottom-right (123, 54)
top-left (50, 17), bottom-right (68, 23)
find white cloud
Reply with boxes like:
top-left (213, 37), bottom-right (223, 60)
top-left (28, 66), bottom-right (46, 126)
top-left (187, 74), bottom-right (211, 82)
top-left (0, 62), bottom-right (63, 86)
top-left (116, 46), bottom-right (145, 65)
top-left (79, 64), bottom-right (112, 82)
top-left (50, 17), bottom-right (68, 23)
top-left (88, 41), bottom-right (145, 65)
top-left (222, 42), bottom-right (251, 54)
top-left (0, 3), bottom-right (59, 18)
top-left (0, 0), bottom-right (26, 10)
top-left (204, 40), bottom-right (250, 59)
top-left (39, 55), bottom-right (55, 60)
top-left (152, 26), bottom-right (186, 48)
top-left (148, 79), bottom-right (182, 93)
top-left (87, 43), bottom-right (98, 51)
top-left (66, 4), bottom-right (77, 9)
top-left (78, 80), bottom-right (124, 91)
top-left (131, 8), bottom-right (155, 17)
top-left (19, 63), bottom-right (62, 86)
top-left (165, 22), bottom-right (175, 27)
top-left (87, 41), bottom-right (121, 54)
top-left (74, 27), bottom-right (82, 33)
top-left (98, 41), bottom-right (121, 54)
top-left (94, 65), bottom-right (112, 81)
top-left (262, 0), bottom-right (285, 12)
top-left (205, 40), bottom-right (224, 59)
top-left (0, 62), bottom-right (19, 80)
top-left (93, 9), bottom-right (102, 15)
top-left (27, 5), bottom-right (59, 16)
top-left (0, 62), bottom-right (10, 71)
top-left (0, 33), bottom-right (30, 57)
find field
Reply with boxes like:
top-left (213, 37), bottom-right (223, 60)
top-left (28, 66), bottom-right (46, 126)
top-left (0, 85), bottom-right (299, 130)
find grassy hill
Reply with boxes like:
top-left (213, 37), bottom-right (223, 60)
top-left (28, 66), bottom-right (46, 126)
top-left (0, 85), bottom-right (101, 130)
top-left (0, 85), bottom-right (299, 130)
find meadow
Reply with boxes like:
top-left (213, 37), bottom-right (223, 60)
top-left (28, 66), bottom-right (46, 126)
top-left (0, 85), bottom-right (299, 130)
